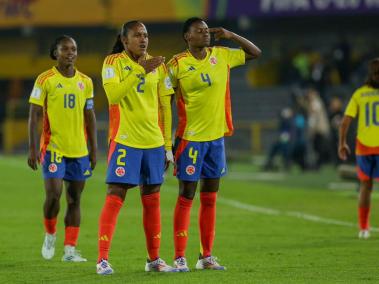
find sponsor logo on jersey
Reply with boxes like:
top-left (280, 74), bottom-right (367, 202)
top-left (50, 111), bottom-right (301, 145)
top-left (210, 56), bottom-right (217, 65)
top-left (124, 65), bottom-right (132, 71)
top-left (115, 167), bottom-right (125, 177)
top-left (188, 66), bottom-right (196, 71)
top-left (48, 163), bottom-right (58, 173)
top-left (164, 76), bottom-right (172, 89)
top-left (30, 87), bottom-right (41, 100)
top-left (185, 165), bottom-right (196, 175)
top-left (84, 170), bottom-right (91, 176)
top-left (104, 67), bottom-right (115, 79)
top-left (56, 83), bottom-right (63, 88)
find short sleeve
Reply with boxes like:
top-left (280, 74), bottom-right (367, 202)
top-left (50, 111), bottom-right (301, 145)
top-left (86, 78), bottom-right (94, 99)
top-left (102, 56), bottom-right (121, 85)
top-left (158, 63), bottom-right (174, 97)
top-left (345, 91), bottom-right (359, 118)
top-left (224, 47), bottom-right (245, 69)
top-left (167, 58), bottom-right (178, 89)
top-left (29, 75), bottom-right (47, 106)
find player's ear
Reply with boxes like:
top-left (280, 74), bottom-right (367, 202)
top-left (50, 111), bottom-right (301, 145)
top-left (121, 35), bottom-right (128, 47)
top-left (53, 49), bottom-right (58, 59)
top-left (184, 32), bottom-right (190, 43)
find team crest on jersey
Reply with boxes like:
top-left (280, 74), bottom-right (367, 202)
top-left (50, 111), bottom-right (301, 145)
top-left (48, 163), bottom-right (58, 173)
top-left (78, 82), bottom-right (84, 90)
top-left (210, 57), bottom-right (217, 65)
top-left (185, 165), bottom-right (196, 175)
top-left (115, 167), bottom-right (125, 177)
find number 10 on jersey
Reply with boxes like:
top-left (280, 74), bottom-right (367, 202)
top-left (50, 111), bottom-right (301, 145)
top-left (365, 101), bottom-right (379, 126)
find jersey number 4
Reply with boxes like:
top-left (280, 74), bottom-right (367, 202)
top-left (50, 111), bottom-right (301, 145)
top-left (201, 73), bottom-right (211, 86)
top-left (64, 94), bottom-right (76, 108)
top-left (365, 102), bottom-right (379, 126)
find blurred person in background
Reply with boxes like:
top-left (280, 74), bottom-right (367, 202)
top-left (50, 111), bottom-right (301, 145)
top-left (167, 17), bottom-right (261, 272)
top-left (27, 35), bottom-right (97, 262)
top-left (263, 107), bottom-right (294, 171)
top-left (306, 88), bottom-right (331, 169)
top-left (339, 58), bottom-right (379, 240)
top-left (96, 21), bottom-right (176, 275)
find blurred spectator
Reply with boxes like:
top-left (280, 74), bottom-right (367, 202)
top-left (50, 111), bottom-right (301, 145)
top-left (306, 89), bottom-right (331, 169)
top-left (291, 106), bottom-right (308, 171)
top-left (332, 36), bottom-right (351, 83)
top-left (263, 107), bottom-right (294, 171)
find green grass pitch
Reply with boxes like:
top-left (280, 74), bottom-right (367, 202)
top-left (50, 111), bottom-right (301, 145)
top-left (1, 156), bottom-right (379, 283)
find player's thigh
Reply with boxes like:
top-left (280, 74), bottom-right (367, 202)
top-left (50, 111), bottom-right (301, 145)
top-left (357, 155), bottom-right (375, 181)
top-left (106, 142), bottom-right (142, 186)
top-left (201, 137), bottom-right (227, 179)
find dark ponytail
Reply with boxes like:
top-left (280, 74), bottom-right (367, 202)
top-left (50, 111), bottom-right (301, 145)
top-left (110, 20), bottom-right (142, 54)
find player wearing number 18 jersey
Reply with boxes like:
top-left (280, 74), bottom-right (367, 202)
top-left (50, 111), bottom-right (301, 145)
top-left (339, 58), bottom-right (379, 239)
top-left (96, 21), bottom-right (177, 275)
top-left (167, 17), bottom-right (261, 271)
top-left (28, 35), bottom-right (97, 262)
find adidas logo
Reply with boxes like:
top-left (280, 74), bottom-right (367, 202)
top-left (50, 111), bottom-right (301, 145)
top-left (124, 66), bottom-right (131, 71)
top-left (56, 83), bottom-right (63, 88)
top-left (188, 66), bottom-right (195, 71)
top-left (176, 231), bottom-right (188, 237)
top-left (84, 170), bottom-right (91, 176)
top-left (153, 233), bottom-right (161, 239)
top-left (99, 235), bottom-right (109, 241)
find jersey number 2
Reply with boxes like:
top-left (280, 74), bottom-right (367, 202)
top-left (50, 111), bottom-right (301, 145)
top-left (137, 77), bottom-right (145, 93)
top-left (365, 101), bottom-right (379, 126)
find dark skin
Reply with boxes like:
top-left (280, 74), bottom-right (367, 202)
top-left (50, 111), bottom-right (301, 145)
top-left (338, 61), bottom-right (379, 211)
top-left (27, 37), bottom-right (97, 228)
top-left (178, 21), bottom-right (261, 199)
top-left (108, 22), bottom-right (164, 200)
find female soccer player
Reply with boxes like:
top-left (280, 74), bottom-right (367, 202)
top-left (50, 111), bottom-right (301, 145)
top-left (28, 35), bottom-right (97, 262)
top-left (167, 17), bottom-right (261, 271)
top-left (96, 21), bottom-right (176, 275)
top-left (339, 58), bottom-right (379, 239)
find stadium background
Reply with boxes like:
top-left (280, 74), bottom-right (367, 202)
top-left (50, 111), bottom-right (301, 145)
top-left (2, 0), bottom-right (379, 283)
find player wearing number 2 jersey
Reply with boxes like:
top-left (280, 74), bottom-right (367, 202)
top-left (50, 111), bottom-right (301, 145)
top-left (96, 21), bottom-right (177, 275)
top-left (339, 58), bottom-right (379, 240)
top-left (167, 17), bottom-right (261, 271)
top-left (27, 35), bottom-right (97, 262)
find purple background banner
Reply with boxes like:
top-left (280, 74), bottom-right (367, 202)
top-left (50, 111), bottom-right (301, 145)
top-left (208, 0), bottom-right (379, 18)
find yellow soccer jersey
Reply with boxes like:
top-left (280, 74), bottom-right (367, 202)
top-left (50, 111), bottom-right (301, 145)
top-left (167, 46), bottom-right (245, 141)
top-left (29, 66), bottom-right (94, 157)
top-left (345, 85), bottom-right (379, 150)
top-left (102, 51), bottom-right (174, 149)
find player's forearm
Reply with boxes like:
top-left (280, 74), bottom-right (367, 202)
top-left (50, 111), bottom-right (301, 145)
top-left (159, 94), bottom-right (173, 150)
top-left (230, 33), bottom-right (261, 60)
top-left (339, 115), bottom-right (353, 146)
top-left (85, 109), bottom-right (98, 153)
top-left (28, 105), bottom-right (41, 152)
top-left (103, 74), bottom-right (140, 104)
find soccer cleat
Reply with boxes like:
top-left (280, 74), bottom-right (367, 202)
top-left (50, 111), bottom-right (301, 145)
top-left (96, 259), bottom-right (114, 275)
top-left (173, 256), bottom-right (190, 272)
top-left (358, 229), bottom-right (370, 239)
top-left (41, 233), bottom-right (56, 260)
top-left (61, 245), bottom-right (87, 262)
top-left (195, 255), bottom-right (226, 270)
top-left (145, 258), bottom-right (179, 272)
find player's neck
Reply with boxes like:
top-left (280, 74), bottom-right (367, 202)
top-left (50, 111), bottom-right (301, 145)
top-left (126, 50), bottom-right (143, 62)
top-left (56, 64), bottom-right (75, 78)
top-left (188, 46), bottom-right (207, 60)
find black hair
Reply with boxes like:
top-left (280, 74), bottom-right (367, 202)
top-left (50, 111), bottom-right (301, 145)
top-left (182, 17), bottom-right (204, 43)
top-left (49, 35), bottom-right (74, 60)
top-left (365, 58), bottom-right (379, 87)
top-left (111, 20), bottom-right (142, 54)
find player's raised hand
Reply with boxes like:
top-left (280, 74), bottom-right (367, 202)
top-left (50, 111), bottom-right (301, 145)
top-left (209, 27), bottom-right (233, 41)
top-left (139, 56), bottom-right (165, 74)
top-left (27, 148), bottom-right (40, 170)
top-left (338, 143), bottom-right (351, 161)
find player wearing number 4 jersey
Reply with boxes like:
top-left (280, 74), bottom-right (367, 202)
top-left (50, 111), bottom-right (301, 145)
top-left (339, 58), bottom-right (379, 240)
top-left (28, 35), bottom-right (97, 262)
top-left (96, 21), bottom-right (178, 275)
top-left (167, 17), bottom-right (261, 271)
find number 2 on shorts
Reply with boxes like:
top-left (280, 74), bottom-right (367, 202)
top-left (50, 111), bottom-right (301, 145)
top-left (117, 149), bottom-right (127, 166)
